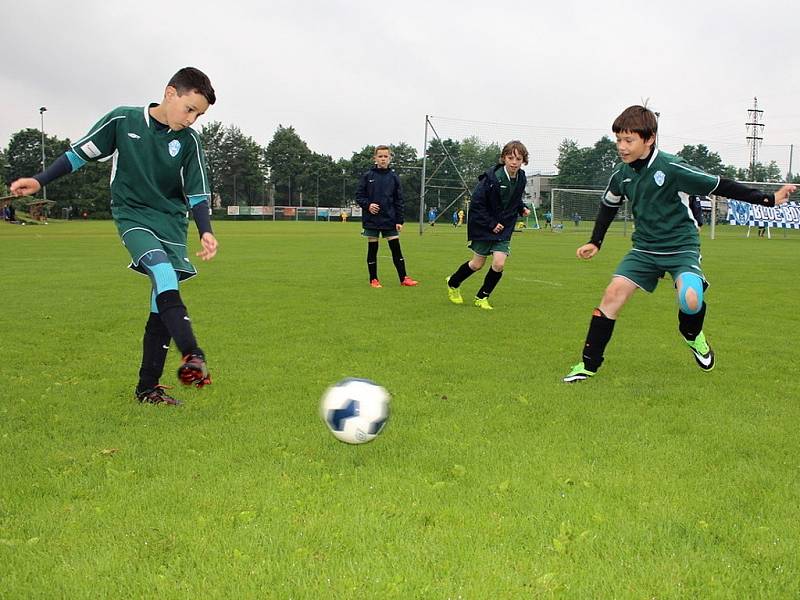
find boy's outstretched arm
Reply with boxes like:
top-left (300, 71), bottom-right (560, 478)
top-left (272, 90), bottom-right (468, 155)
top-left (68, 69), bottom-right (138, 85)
top-left (578, 168), bottom-right (623, 259)
top-left (10, 177), bottom-right (41, 197)
top-left (714, 179), bottom-right (796, 206)
top-left (10, 151), bottom-right (84, 196)
top-left (577, 201), bottom-right (619, 259)
top-left (773, 184), bottom-right (796, 204)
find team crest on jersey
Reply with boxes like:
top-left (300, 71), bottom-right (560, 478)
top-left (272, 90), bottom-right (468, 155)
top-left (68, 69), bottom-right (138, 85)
top-left (653, 170), bottom-right (665, 186)
top-left (168, 140), bottom-right (181, 157)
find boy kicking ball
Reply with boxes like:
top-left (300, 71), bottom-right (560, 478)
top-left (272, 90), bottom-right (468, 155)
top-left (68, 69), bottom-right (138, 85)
top-left (563, 105), bottom-right (795, 382)
top-left (10, 67), bottom-right (218, 405)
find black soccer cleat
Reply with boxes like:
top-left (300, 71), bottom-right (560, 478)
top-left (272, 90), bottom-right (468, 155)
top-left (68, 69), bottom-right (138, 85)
top-left (178, 352), bottom-right (212, 387)
top-left (136, 385), bottom-right (181, 406)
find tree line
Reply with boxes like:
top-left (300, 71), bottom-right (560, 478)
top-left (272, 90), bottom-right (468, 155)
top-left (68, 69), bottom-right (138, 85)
top-left (554, 135), bottom-right (795, 189)
top-left (0, 122), bottom-right (504, 220)
top-left (2, 123), bottom-right (794, 220)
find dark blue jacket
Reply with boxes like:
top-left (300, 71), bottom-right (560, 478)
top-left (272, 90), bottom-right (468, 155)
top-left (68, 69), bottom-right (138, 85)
top-left (355, 167), bottom-right (404, 230)
top-left (467, 165), bottom-right (527, 242)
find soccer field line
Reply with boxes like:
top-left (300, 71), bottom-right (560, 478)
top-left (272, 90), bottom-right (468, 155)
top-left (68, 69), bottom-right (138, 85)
top-left (510, 277), bottom-right (564, 286)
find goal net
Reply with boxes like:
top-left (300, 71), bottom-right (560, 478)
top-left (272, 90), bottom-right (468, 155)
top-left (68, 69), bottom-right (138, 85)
top-left (550, 188), bottom-right (629, 235)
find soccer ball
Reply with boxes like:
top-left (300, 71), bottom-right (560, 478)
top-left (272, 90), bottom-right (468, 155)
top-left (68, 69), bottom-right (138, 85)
top-left (320, 378), bottom-right (390, 444)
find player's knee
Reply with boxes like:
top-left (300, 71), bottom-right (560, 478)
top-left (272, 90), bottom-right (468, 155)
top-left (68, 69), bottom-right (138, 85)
top-left (681, 288), bottom-right (701, 313)
top-left (677, 273), bottom-right (704, 314)
top-left (141, 251), bottom-right (178, 295)
top-left (469, 258), bottom-right (485, 271)
top-left (155, 289), bottom-right (185, 313)
top-left (602, 282), bottom-right (626, 306)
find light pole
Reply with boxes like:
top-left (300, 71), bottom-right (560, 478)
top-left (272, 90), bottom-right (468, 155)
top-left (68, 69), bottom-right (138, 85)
top-left (341, 168), bottom-right (346, 206)
top-left (315, 172), bottom-right (320, 220)
top-left (39, 107), bottom-right (47, 200)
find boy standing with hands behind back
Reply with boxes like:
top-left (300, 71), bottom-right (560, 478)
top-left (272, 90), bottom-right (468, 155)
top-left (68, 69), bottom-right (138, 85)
top-left (356, 145), bottom-right (418, 288)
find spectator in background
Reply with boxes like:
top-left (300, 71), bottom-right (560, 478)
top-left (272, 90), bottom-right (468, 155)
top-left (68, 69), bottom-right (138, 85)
top-left (355, 145), bottom-right (418, 288)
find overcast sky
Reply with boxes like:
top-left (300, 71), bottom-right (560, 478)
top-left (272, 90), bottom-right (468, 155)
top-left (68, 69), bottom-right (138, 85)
top-left (2, 0), bottom-right (798, 175)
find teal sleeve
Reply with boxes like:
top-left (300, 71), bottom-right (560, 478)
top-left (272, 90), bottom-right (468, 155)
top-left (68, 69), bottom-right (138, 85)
top-left (65, 150), bottom-right (87, 171)
top-left (187, 194), bottom-right (208, 208)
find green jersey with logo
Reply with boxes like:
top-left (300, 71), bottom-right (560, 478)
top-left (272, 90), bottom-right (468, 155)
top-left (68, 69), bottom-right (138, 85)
top-left (496, 166), bottom-right (519, 208)
top-left (601, 149), bottom-right (719, 253)
top-left (69, 105), bottom-right (211, 245)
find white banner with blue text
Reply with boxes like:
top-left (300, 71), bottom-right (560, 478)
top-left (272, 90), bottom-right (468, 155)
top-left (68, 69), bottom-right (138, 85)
top-left (726, 200), bottom-right (800, 229)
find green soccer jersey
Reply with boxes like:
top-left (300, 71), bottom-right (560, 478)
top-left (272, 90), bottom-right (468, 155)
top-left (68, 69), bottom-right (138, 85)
top-left (69, 105), bottom-right (211, 244)
top-left (602, 149), bottom-right (719, 253)
top-left (496, 166), bottom-right (519, 208)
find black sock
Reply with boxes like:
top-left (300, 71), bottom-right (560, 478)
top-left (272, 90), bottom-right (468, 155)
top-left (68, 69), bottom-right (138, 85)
top-left (367, 241), bottom-right (378, 281)
top-left (387, 238), bottom-right (407, 281)
top-left (137, 312), bottom-right (171, 392)
top-left (582, 309), bottom-right (616, 372)
top-left (155, 290), bottom-right (200, 357)
top-left (678, 302), bottom-right (706, 341)
top-left (476, 268), bottom-right (503, 298)
top-left (447, 261), bottom-right (477, 288)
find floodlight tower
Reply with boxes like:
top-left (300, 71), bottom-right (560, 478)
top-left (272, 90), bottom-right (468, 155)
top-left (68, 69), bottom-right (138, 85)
top-left (39, 106), bottom-right (47, 200)
top-left (745, 97), bottom-right (764, 180)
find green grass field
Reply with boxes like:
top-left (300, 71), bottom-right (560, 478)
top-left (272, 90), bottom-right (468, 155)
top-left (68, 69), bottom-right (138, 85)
top-left (1, 220), bottom-right (799, 598)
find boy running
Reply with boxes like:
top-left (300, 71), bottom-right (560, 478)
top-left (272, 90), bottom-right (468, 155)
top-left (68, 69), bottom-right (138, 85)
top-left (563, 105), bottom-right (795, 382)
top-left (10, 67), bottom-right (218, 405)
top-left (445, 141), bottom-right (530, 310)
top-left (355, 145), bottom-right (418, 288)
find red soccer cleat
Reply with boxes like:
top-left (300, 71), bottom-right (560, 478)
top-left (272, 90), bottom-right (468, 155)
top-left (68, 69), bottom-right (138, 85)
top-left (178, 352), bottom-right (212, 387)
top-left (400, 276), bottom-right (419, 287)
top-left (136, 385), bottom-right (182, 406)
top-left (370, 279), bottom-right (383, 288)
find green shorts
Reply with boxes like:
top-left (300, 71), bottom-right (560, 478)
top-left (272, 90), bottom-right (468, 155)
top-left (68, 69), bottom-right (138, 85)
top-left (614, 249), bottom-right (705, 293)
top-left (469, 240), bottom-right (511, 256)
top-left (362, 228), bottom-right (399, 238)
top-left (119, 225), bottom-right (197, 281)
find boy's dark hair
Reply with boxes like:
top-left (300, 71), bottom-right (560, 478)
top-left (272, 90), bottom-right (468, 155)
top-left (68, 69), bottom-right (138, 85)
top-left (612, 105), bottom-right (658, 140)
top-left (501, 140), bottom-right (529, 165)
top-left (374, 145), bottom-right (391, 155)
top-left (168, 67), bottom-right (216, 105)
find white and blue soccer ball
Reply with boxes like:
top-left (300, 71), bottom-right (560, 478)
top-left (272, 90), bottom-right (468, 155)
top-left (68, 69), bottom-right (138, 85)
top-left (320, 378), bottom-right (390, 444)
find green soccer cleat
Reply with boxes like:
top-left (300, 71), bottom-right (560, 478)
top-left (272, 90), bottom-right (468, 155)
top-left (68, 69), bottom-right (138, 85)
top-left (446, 277), bottom-right (463, 305)
top-left (473, 296), bottom-right (493, 311)
top-left (685, 331), bottom-right (715, 371)
top-left (562, 362), bottom-right (596, 383)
